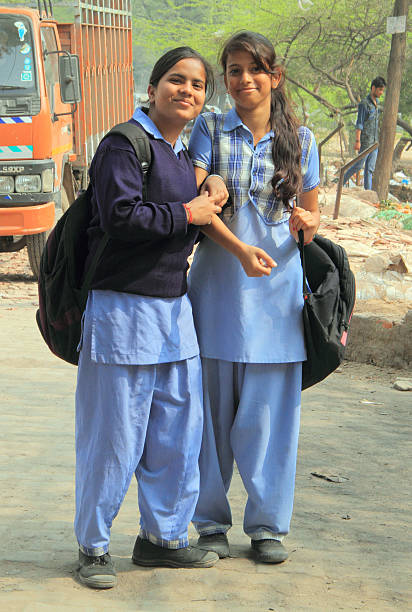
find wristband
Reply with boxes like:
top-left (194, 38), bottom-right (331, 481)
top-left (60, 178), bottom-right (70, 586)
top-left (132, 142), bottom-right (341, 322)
top-left (183, 203), bottom-right (193, 224)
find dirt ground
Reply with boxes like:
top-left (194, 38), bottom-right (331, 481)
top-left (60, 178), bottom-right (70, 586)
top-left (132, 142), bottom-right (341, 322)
top-left (0, 254), bottom-right (411, 611)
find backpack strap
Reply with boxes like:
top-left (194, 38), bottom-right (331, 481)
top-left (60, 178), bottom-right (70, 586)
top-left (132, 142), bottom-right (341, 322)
top-left (80, 223), bottom-right (110, 306)
top-left (80, 122), bottom-right (152, 302)
top-left (298, 230), bottom-right (308, 296)
top-left (106, 121), bottom-right (152, 200)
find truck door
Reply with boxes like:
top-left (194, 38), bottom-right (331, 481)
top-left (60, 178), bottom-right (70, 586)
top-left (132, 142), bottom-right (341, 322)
top-left (39, 24), bottom-right (72, 203)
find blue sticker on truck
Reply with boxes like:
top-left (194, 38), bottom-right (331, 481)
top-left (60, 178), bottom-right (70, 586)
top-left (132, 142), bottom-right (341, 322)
top-left (0, 117), bottom-right (32, 124)
top-left (14, 21), bottom-right (28, 42)
top-left (0, 145), bottom-right (34, 160)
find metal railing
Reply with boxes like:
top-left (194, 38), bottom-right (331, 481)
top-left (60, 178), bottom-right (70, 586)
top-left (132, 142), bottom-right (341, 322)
top-left (333, 143), bottom-right (378, 219)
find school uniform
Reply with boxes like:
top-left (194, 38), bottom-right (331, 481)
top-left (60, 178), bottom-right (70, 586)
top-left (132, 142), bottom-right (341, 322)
top-left (75, 108), bottom-right (203, 556)
top-left (188, 109), bottom-right (320, 540)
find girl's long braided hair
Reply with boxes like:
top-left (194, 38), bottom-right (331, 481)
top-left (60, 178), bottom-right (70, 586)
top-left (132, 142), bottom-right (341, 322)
top-left (220, 31), bottom-right (302, 205)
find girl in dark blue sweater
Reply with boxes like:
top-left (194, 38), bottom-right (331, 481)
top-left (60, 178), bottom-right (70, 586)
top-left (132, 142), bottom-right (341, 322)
top-left (75, 47), bottom-right (231, 589)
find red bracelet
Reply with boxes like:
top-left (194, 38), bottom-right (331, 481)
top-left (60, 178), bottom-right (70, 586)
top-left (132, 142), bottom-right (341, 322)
top-left (183, 203), bottom-right (193, 224)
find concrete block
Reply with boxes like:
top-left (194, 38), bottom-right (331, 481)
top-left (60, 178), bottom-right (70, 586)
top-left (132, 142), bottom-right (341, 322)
top-left (364, 254), bottom-right (391, 273)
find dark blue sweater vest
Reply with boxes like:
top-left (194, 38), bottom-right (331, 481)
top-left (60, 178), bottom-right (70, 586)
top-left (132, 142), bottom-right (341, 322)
top-left (85, 119), bottom-right (199, 297)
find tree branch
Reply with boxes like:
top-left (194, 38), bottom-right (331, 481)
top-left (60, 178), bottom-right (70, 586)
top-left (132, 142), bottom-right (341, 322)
top-left (286, 76), bottom-right (340, 115)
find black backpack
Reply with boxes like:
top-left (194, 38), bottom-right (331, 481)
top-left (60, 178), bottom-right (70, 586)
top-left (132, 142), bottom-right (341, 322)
top-left (36, 122), bottom-right (151, 365)
top-left (298, 231), bottom-right (356, 390)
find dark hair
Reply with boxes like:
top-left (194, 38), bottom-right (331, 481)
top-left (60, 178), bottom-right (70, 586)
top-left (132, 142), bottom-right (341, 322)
top-left (371, 76), bottom-right (386, 89)
top-left (149, 46), bottom-right (215, 101)
top-left (220, 31), bottom-right (302, 204)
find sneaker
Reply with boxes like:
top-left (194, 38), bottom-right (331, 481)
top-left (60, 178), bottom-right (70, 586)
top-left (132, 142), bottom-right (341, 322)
top-left (78, 550), bottom-right (117, 589)
top-left (132, 536), bottom-right (219, 568)
top-left (197, 533), bottom-right (230, 558)
top-left (251, 539), bottom-right (288, 564)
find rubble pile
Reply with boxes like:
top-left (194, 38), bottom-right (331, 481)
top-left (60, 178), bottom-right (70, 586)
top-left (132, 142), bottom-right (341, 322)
top-left (318, 186), bottom-right (412, 316)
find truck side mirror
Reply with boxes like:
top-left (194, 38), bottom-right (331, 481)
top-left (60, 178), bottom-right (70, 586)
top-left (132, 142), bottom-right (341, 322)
top-left (58, 54), bottom-right (82, 104)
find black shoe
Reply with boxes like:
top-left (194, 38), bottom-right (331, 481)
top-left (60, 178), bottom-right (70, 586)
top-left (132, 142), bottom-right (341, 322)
top-left (78, 550), bottom-right (117, 589)
top-left (197, 533), bottom-right (230, 558)
top-left (251, 539), bottom-right (288, 564)
top-left (132, 536), bottom-right (219, 568)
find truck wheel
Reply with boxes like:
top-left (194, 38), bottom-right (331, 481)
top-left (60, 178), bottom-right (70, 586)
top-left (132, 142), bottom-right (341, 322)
top-left (27, 231), bottom-right (48, 279)
top-left (27, 186), bottom-right (69, 278)
top-left (26, 186), bottom-right (70, 279)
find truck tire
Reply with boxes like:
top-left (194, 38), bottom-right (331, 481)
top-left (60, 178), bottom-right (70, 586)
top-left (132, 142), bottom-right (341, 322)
top-left (27, 231), bottom-right (47, 279)
top-left (27, 187), bottom-right (69, 278)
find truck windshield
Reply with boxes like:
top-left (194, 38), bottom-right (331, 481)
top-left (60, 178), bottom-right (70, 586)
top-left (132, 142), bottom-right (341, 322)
top-left (0, 15), bottom-right (37, 96)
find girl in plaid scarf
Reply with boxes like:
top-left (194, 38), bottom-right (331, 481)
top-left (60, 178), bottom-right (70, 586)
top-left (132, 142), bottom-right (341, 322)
top-left (187, 31), bottom-right (320, 564)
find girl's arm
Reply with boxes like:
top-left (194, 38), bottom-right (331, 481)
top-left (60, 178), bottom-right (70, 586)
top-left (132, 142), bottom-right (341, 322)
top-left (93, 140), bottom-right (221, 242)
top-left (195, 168), bottom-right (276, 277)
top-left (289, 187), bottom-right (320, 245)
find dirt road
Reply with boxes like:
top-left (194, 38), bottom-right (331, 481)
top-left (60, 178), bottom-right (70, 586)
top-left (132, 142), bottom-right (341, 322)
top-left (0, 254), bottom-right (411, 611)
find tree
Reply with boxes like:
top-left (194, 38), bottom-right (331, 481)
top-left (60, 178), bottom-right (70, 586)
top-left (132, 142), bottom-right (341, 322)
top-left (373, 0), bottom-right (409, 199)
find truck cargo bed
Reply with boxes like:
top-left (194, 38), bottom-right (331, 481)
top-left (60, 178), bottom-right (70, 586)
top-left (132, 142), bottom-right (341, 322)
top-left (57, 0), bottom-right (134, 170)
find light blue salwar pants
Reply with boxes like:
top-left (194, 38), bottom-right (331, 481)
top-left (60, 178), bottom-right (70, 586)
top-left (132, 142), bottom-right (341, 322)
top-left (193, 358), bottom-right (302, 541)
top-left (75, 334), bottom-right (203, 556)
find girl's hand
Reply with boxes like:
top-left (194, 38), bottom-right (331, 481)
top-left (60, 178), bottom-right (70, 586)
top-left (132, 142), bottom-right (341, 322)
top-left (200, 175), bottom-right (229, 207)
top-left (186, 193), bottom-right (222, 226)
top-left (238, 244), bottom-right (277, 277)
top-left (289, 206), bottom-right (318, 245)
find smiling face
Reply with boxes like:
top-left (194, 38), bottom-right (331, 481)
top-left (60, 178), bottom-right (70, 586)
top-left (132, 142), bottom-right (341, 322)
top-left (224, 50), bottom-right (280, 113)
top-left (148, 57), bottom-right (207, 132)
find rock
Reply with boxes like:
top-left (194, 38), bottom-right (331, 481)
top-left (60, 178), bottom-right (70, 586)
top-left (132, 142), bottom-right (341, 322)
top-left (338, 240), bottom-right (376, 257)
top-left (364, 254), bottom-right (391, 273)
top-left (393, 378), bottom-right (412, 391)
top-left (358, 190), bottom-right (379, 205)
top-left (321, 193), bottom-right (377, 220)
top-left (387, 254), bottom-right (408, 274)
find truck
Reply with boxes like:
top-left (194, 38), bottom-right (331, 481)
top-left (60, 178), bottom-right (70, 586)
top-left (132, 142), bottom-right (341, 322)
top-left (0, 0), bottom-right (134, 277)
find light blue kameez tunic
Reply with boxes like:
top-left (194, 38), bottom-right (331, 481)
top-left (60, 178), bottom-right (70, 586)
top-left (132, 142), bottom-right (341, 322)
top-left (188, 109), bottom-right (319, 364)
top-left (187, 109), bottom-right (320, 539)
top-left (75, 109), bottom-right (203, 556)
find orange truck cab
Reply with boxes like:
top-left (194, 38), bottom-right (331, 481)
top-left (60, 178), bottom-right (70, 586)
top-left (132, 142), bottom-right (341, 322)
top-left (0, 0), bottom-right (134, 276)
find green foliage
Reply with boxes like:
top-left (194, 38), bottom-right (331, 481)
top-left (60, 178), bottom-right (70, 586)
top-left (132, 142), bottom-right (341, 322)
top-left (130, 0), bottom-right (410, 124)
top-left (374, 201), bottom-right (412, 230)
top-left (2, 0), bottom-right (410, 125)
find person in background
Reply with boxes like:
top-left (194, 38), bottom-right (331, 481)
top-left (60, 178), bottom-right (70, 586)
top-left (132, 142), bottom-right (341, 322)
top-left (187, 31), bottom-right (320, 564)
top-left (343, 76), bottom-right (386, 190)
